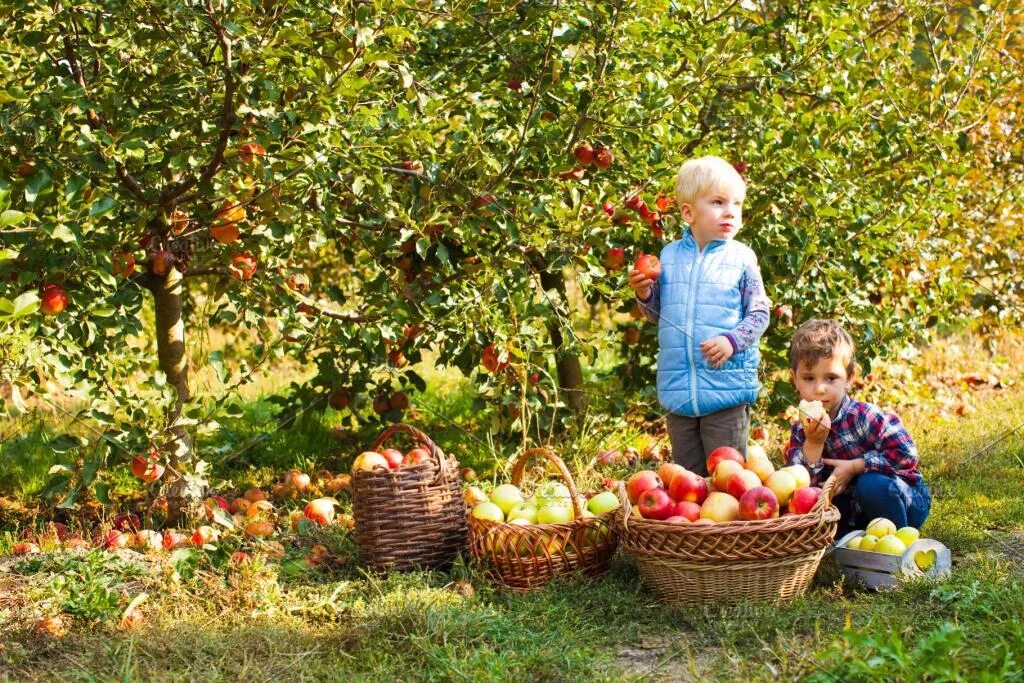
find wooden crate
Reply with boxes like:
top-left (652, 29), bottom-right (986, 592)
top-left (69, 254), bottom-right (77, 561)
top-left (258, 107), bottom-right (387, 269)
top-left (831, 530), bottom-right (951, 590)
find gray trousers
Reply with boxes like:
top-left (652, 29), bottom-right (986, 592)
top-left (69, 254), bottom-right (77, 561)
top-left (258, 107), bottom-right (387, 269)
top-left (665, 404), bottom-right (750, 476)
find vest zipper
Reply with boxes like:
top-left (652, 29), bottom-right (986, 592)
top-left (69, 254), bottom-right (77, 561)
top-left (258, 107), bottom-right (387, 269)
top-left (687, 245), bottom-right (703, 416)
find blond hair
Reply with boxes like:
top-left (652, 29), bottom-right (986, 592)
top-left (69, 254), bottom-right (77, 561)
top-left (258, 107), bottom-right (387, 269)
top-left (674, 156), bottom-right (746, 207)
top-left (790, 319), bottom-right (857, 377)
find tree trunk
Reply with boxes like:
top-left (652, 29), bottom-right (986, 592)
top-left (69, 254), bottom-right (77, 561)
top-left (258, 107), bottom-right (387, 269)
top-left (149, 266), bottom-right (203, 522)
top-left (538, 268), bottom-right (588, 412)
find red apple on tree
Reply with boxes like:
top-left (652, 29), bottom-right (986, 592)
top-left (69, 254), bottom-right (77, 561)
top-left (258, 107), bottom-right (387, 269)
top-left (481, 343), bottom-right (509, 373)
top-left (286, 272), bottom-right (310, 293)
top-left (169, 209), bottom-right (189, 236)
top-left (624, 194), bottom-right (645, 211)
top-left (130, 453), bottom-right (165, 484)
top-left (624, 328), bottom-right (641, 345)
top-left (601, 201), bottom-right (615, 217)
top-left (372, 393), bottom-right (392, 415)
top-left (39, 284), bottom-right (68, 316)
top-left (239, 142), bottom-right (266, 163)
top-left (327, 388), bottom-right (351, 410)
top-left (390, 391), bottom-right (410, 411)
top-left (112, 252), bottom-right (136, 277)
top-left (574, 142), bottom-right (595, 165)
top-left (603, 247), bottom-right (626, 271)
top-left (149, 250), bottom-right (176, 277)
top-left (593, 145), bottom-right (613, 169)
top-left (229, 252), bottom-right (258, 281)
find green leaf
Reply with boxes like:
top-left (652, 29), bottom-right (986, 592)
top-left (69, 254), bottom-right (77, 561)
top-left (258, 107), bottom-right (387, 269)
top-left (0, 210), bottom-right (27, 227)
top-left (88, 196), bottom-right (118, 217)
top-left (51, 434), bottom-right (87, 453)
top-left (24, 169), bottom-right (52, 204)
top-left (11, 292), bottom-right (40, 319)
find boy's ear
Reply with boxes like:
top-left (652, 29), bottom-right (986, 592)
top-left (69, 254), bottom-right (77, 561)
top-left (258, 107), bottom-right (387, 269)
top-left (679, 202), bottom-right (694, 223)
top-left (789, 368), bottom-right (796, 387)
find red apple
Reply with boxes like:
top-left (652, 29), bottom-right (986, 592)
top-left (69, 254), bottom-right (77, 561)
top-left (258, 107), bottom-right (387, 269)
top-left (149, 250), bottom-right (176, 276)
top-left (603, 247), bottom-right (626, 271)
top-left (380, 448), bottom-right (404, 470)
top-left (327, 388), bottom-right (351, 411)
top-left (130, 454), bottom-right (165, 484)
top-left (372, 394), bottom-right (392, 414)
top-left (672, 500), bottom-right (702, 522)
top-left (706, 446), bottom-right (744, 476)
top-left (12, 542), bottom-right (41, 555)
top-left (657, 462), bottom-right (688, 489)
top-left (637, 487), bottom-right (674, 520)
top-left (203, 496), bottom-right (230, 521)
top-left (239, 142), bottom-right (266, 163)
top-left (481, 343), bottom-right (509, 373)
top-left (460, 467), bottom-right (477, 482)
top-left (738, 486), bottom-right (780, 521)
top-left (558, 166), bottom-right (586, 181)
top-left (112, 252), bottom-right (136, 277)
top-left (39, 284), bottom-right (68, 316)
top-left (390, 391), bottom-right (410, 411)
top-left (401, 159), bottom-right (424, 174)
top-left (601, 201), bottom-right (615, 217)
top-left (668, 470), bottom-right (709, 505)
top-left (243, 487), bottom-right (268, 503)
top-left (229, 252), bottom-right (258, 281)
top-left (633, 254), bottom-right (661, 281)
top-left (712, 459), bottom-right (745, 492)
top-left (286, 272), bottom-right (310, 293)
top-left (304, 497), bottom-right (336, 525)
top-left (625, 470), bottom-right (662, 504)
top-left (104, 530), bottom-right (131, 550)
top-left (402, 447), bottom-right (431, 467)
top-left (112, 514), bottom-right (141, 532)
top-left (725, 469), bottom-right (762, 499)
top-left (574, 142), bottom-right (595, 165)
top-left (624, 328), bottom-right (641, 345)
top-left (191, 525), bottom-right (219, 546)
top-left (285, 470), bottom-right (311, 492)
top-left (506, 78), bottom-right (523, 92)
top-left (593, 146), bottom-right (613, 169)
top-left (788, 486), bottom-right (822, 515)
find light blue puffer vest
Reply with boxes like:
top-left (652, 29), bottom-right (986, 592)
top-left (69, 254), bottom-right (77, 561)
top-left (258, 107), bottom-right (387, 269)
top-left (656, 230), bottom-right (761, 417)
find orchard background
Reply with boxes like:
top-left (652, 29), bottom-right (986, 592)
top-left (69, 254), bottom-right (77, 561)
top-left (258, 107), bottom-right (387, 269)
top-left (1, 2), bottom-right (1023, 680)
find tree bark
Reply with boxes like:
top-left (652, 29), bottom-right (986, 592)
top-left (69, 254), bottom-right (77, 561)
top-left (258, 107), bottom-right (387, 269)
top-left (149, 266), bottom-right (203, 521)
top-left (538, 268), bottom-right (588, 412)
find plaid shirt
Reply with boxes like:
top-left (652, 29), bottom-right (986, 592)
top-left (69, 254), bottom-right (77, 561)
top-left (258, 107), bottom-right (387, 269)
top-left (784, 394), bottom-right (923, 486)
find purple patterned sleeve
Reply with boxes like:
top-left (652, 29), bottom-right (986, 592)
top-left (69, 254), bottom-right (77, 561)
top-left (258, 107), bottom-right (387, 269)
top-left (727, 258), bottom-right (770, 352)
top-left (638, 280), bottom-right (660, 324)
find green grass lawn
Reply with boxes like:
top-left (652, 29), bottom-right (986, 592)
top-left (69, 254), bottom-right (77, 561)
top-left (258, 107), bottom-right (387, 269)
top-left (2, 360), bottom-right (1023, 681)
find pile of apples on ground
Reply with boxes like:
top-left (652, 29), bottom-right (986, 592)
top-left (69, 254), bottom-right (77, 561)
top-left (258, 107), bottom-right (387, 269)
top-left (626, 444), bottom-right (820, 522)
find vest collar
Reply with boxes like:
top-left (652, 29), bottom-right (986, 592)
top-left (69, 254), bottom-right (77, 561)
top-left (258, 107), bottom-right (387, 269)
top-left (682, 227), bottom-right (727, 253)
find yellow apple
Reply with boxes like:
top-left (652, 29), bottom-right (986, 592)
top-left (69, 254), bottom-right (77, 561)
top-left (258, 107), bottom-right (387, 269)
top-left (895, 526), bottom-right (920, 546)
top-left (874, 535), bottom-right (907, 555)
top-left (712, 460), bottom-right (745, 492)
top-left (865, 517), bottom-right (897, 538)
top-left (745, 456), bottom-right (775, 483)
top-left (472, 501), bottom-right (505, 523)
top-left (489, 484), bottom-right (524, 515)
top-left (781, 464), bottom-right (810, 489)
top-left (858, 535), bottom-right (878, 551)
top-left (352, 451), bottom-right (389, 473)
top-left (699, 492), bottom-right (740, 523)
top-left (846, 536), bottom-right (863, 550)
top-left (764, 469), bottom-right (797, 505)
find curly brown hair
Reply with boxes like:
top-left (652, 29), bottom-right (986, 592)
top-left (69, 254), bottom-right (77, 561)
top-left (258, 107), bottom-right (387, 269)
top-left (789, 319), bottom-right (856, 377)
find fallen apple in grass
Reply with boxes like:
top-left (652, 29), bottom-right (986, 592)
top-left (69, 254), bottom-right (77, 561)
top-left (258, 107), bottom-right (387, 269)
top-left (304, 498), bottom-right (337, 525)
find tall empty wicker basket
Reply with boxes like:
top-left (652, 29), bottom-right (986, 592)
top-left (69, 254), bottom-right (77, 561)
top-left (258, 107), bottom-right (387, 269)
top-left (616, 477), bottom-right (841, 606)
top-left (351, 424), bottom-right (467, 572)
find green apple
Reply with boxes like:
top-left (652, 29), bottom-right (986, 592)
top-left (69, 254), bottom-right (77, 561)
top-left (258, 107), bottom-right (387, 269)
top-left (507, 502), bottom-right (538, 524)
top-left (489, 484), bottom-right (524, 515)
top-left (895, 526), bottom-right (920, 546)
top-left (587, 491), bottom-right (620, 515)
top-left (537, 502), bottom-right (573, 524)
top-left (874, 535), bottom-right (907, 555)
top-left (472, 501), bottom-right (505, 523)
top-left (536, 481), bottom-right (571, 506)
top-left (864, 517), bottom-right (897, 538)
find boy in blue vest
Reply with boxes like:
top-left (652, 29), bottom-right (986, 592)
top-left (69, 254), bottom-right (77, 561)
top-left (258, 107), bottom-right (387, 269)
top-left (628, 156), bottom-right (771, 475)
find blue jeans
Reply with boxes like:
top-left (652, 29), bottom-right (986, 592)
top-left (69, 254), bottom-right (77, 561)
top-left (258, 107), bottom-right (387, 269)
top-left (851, 472), bottom-right (932, 529)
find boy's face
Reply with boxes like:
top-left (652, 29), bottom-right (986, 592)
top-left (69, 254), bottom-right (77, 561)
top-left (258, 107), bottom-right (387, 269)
top-left (791, 352), bottom-right (851, 418)
top-left (679, 186), bottom-right (744, 248)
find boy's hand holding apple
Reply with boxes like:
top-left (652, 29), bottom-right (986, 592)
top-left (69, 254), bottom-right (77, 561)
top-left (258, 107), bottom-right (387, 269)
top-left (628, 268), bottom-right (654, 301)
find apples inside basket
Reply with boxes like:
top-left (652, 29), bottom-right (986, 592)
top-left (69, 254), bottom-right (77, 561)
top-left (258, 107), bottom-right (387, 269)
top-left (467, 448), bottom-right (619, 593)
top-left (615, 476), bottom-right (841, 605)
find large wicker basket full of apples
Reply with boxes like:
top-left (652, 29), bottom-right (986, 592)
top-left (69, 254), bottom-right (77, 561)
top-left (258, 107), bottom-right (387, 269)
top-left (350, 424), bottom-right (467, 572)
top-left (615, 444), bottom-right (840, 606)
top-left (467, 448), bottom-right (620, 593)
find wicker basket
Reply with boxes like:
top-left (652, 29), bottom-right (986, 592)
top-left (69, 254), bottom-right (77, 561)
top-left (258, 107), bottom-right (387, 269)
top-left (616, 476), bottom-right (840, 606)
top-left (468, 448), bottom-right (619, 593)
top-left (351, 424), bottom-right (467, 572)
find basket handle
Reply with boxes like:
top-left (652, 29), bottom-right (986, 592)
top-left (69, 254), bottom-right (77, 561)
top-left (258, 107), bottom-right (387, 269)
top-left (617, 480), bottom-right (633, 532)
top-left (510, 447), bottom-right (584, 520)
top-left (810, 475), bottom-right (838, 515)
top-left (371, 423), bottom-right (450, 483)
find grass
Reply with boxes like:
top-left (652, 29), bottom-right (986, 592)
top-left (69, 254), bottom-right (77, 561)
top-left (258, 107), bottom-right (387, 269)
top-left (2, 333), bottom-right (1024, 681)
